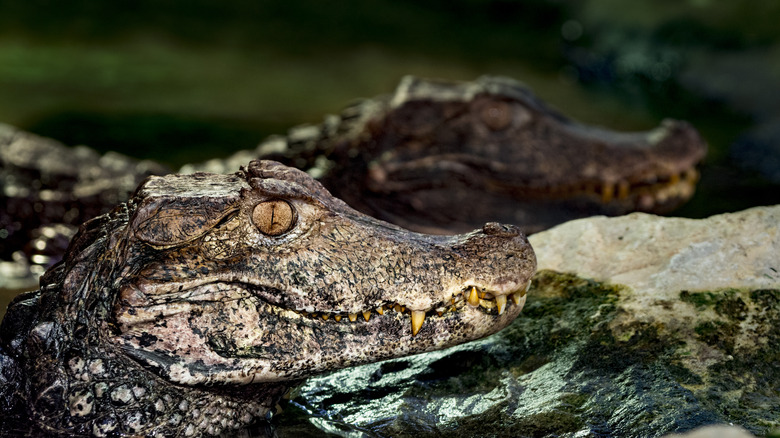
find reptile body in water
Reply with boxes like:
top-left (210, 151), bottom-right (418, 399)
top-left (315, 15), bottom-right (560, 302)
top-left (1, 75), bottom-right (705, 287)
top-left (0, 161), bottom-right (536, 436)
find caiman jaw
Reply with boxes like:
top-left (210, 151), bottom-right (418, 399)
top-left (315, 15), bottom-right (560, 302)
top-left (291, 282), bottom-right (532, 337)
top-left (555, 167), bottom-right (700, 210)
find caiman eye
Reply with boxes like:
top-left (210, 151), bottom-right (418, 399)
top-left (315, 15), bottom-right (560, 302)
top-left (252, 199), bottom-right (297, 236)
top-left (480, 101), bottom-right (512, 131)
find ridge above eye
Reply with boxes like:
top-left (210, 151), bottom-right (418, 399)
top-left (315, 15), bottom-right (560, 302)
top-left (252, 199), bottom-right (297, 236)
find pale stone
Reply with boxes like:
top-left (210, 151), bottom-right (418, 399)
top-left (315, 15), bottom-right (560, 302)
top-left (662, 424), bottom-right (756, 438)
top-left (529, 205), bottom-right (780, 293)
top-left (530, 205), bottom-right (780, 328)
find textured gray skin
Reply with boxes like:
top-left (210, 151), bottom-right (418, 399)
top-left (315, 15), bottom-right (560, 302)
top-left (0, 160), bottom-right (535, 436)
top-left (191, 75), bottom-right (707, 234)
top-left (0, 123), bottom-right (169, 288)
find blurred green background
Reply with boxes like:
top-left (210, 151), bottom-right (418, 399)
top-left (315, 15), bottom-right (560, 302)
top-left (1, 0), bottom-right (779, 214)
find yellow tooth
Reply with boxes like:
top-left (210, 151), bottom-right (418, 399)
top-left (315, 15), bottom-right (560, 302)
top-left (669, 173), bottom-right (680, 185)
top-left (436, 311), bottom-right (443, 317)
top-left (617, 180), bottom-right (630, 199)
top-left (393, 304), bottom-right (402, 313)
top-left (411, 310), bottom-right (425, 336)
top-left (362, 311), bottom-right (371, 321)
top-left (511, 292), bottom-right (527, 310)
top-left (376, 307), bottom-right (384, 315)
top-left (467, 286), bottom-right (480, 307)
top-left (601, 183), bottom-right (614, 203)
top-left (334, 315), bottom-right (342, 322)
top-left (495, 295), bottom-right (507, 315)
top-left (321, 313), bottom-right (330, 321)
top-left (348, 313), bottom-right (357, 322)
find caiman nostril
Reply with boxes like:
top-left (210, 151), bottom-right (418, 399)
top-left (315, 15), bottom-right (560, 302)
top-left (482, 222), bottom-right (521, 237)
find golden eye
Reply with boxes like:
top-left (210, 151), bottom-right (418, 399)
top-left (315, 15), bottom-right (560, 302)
top-left (252, 200), bottom-right (296, 236)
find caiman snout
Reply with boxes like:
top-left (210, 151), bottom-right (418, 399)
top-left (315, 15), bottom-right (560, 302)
top-left (482, 222), bottom-right (521, 237)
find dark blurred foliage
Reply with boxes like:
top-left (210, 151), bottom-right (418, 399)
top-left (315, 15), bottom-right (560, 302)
top-left (0, 0), bottom-right (568, 65)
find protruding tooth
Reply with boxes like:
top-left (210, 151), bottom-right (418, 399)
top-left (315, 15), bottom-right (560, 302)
top-left (685, 168), bottom-right (699, 183)
top-left (617, 180), bottom-right (630, 200)
top-left (411, 310), bottom-right (426, 336)
top-left (362, 311), bottom-right (371, 321)
top-left (467, 286), bottom-right (480, 307)
top-left (601, 182), bottom-right (615, 203)
top-left (321, 313), bottom-right (330, 321)
top-left (511, 292), bottom-right (527, 310)
top-left (376, 307), bottom-right (384, 315)
top-left (348, 313), bottom-right (357, 322)
top-left (334, 315), bottom-right (342, 322)
top-left (495, 295), bottom-right (507, 315)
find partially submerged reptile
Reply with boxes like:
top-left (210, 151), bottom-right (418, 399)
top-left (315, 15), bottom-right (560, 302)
top-left (0, 160), bottom-right (535, 436)
top-left (192, 75), bottom-right (707, 234)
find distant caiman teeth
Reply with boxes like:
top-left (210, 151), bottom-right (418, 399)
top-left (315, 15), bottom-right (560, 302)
top-left (541, 167), bottom-right (699, 206)
top-left (292, 283), bottom-right (530, 337)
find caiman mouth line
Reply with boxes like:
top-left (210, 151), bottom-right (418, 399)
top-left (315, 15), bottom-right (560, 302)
top-left (536, 167), bottom-right (700, 208)
top-left (289, 283), bottom-right (531, 336)
top-left (372, 155), bottom-right (700, 210)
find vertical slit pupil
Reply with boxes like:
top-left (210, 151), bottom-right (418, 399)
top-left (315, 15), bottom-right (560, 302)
top-left (253, 200), bottom-right (295, 236)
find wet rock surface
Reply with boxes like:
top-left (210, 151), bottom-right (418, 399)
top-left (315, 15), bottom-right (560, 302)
top-left (275, 206), bottom-right (780, 437)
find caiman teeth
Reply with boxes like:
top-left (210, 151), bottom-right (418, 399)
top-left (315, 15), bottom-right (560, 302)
top-left (293, 283), bottom-right (531, 334)
top-left (495, 294), bottom-right (507, 315)
top-left (467, 286), bottom-right (480, 307)
top-left (411, 310), bottom-right (425, 336)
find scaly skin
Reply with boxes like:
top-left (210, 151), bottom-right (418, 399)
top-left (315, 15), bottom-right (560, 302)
top-left (0, 160), bottom-right (535, 436)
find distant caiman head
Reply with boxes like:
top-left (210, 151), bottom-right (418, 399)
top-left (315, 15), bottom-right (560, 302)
top-left (108, 160), bottom-right (535, 386)
top-left (319, 76), bottom-right (707, 234)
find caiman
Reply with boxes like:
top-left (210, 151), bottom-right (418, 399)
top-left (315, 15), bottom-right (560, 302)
top-left (0, 160), bottom-right (536, 436)
top-left (190, 75), bottom-right (707, 234)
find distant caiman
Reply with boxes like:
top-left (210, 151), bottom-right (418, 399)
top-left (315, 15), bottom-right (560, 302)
top-left (0, 160), bottom-right (536, 436)
top-left (1, 75), bottom-right (705, 284)
top-left (189, 75), bottom-right (707, 234)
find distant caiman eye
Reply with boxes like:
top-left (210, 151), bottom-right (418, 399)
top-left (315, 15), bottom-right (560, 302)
top-left (480, 101), bottom-right (512, 131)
top-left (252, 199), bottom-right (297, 236)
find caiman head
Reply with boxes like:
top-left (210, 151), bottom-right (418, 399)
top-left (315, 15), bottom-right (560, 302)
top-left (3, 160), bottom-right (534, 435)
top-left (322, 75), bottom-right (707, 234)
top-left (115, 160), bottom-right (535, 385)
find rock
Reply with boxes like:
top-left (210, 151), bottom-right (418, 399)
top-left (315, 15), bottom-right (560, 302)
top-left (662, 424), bottom-right (756, 438)
top-left (277, 206), bottom-right (780, 437)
